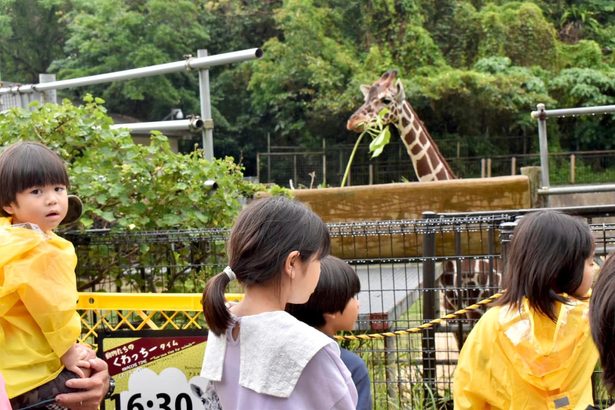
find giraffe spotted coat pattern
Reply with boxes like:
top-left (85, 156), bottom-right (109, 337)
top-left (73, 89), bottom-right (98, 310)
top-left (347, 70), bottom-right (501, 349)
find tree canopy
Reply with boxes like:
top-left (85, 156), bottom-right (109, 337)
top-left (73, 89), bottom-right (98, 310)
top-left (2, 0), bottom-right (615, 175)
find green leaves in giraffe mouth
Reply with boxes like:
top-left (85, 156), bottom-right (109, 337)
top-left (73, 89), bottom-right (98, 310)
top-left (366, 107), bottom-right (392, 158)
top-left (341, 108), bottom-right (392, 186)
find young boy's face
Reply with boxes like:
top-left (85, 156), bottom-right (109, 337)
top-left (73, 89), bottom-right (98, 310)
top-left (335, 295), bottom-right (360, 332)
top-left (3, 184), bottom-right (68, 233)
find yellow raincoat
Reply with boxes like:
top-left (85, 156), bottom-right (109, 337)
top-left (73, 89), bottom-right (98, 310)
top-left (454, 298), bottom-right (598, 409)
top-left (0, 217), bottom-right (80, 398)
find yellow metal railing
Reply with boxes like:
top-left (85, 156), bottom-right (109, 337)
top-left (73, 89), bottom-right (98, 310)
top-left (77, 292), bottom-right (243, 346)
top-left (77, 291), bottom-right (502, 345)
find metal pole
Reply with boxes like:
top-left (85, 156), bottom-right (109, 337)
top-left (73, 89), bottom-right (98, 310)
top-left (538, 184), bottom-right (615, 195)
top-left (535, 103), bottom-right (550, 191)
top-left (198, 49), bottom-right (214, 160)
top-left (0, 48), bottom-right (263, 95)
top-left (38, 74), bottom-right (57, 104)
top-left (531, 104), bottom-right (615, 119)
top-left (111, 117), bottom-right (203, 133)
top-left (256, 153), bottom-right (261, 183)
top-left (267, 133), bottom-right (271, 183)
top-left (322, 139), bottom-right (327, 187)
top-left (500, 222), bottom-right (517, 268)
top-left (421, 211), bottom-right (437, 404)
top-left (293, 154), bottom-right (298, 186)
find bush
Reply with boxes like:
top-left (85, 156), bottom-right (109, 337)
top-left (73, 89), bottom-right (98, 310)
top-left (0, 96), bottom-right (267, 230)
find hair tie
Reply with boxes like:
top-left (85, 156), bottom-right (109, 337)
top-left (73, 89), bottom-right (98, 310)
top-left (223, 266), bottom-right (236, 281)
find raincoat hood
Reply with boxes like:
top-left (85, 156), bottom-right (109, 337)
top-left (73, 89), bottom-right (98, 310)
top-left (498, 298), bottom-right (593, 392)
top-left (454, 297), bottom-right (598, 409)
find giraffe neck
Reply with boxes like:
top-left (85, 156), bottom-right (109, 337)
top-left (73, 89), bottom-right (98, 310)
top-left (397, 100), bottom-right (456, 182)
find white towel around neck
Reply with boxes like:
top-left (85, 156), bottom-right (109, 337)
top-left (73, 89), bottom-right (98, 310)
top-left (200, 310), bottom-right (337, 398)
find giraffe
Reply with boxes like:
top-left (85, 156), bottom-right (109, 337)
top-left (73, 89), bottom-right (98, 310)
top-left (346, 70), bottom-right (456, 182)
top-left (346, 70), bottom-right (500, 349)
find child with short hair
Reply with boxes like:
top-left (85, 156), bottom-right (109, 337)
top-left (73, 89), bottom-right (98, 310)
top-left (200, 196), bottom-right (358, 409)
top-left (454, 210), bottom-right (599, 409)
top-left (286, 255), bottom-right (372, 410)
top-left (589, 253), bottom-right (615, 410)
top-left (0, 141), bottom-right (91, 409)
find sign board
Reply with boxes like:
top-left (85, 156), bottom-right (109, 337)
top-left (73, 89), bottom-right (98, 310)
top-left (99, 330), bottom-right (209, 410)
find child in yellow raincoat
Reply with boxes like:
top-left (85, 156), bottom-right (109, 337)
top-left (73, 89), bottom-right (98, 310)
top-left (0, 141), bottom-right (92, 409)
top-left (589, 253), bottom-right (615, 410)
top-left (453, 210), bottom-right (599, 410)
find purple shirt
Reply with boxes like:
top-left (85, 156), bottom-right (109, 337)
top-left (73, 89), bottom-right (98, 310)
top-left (204, 312), bottom-right (358, 409)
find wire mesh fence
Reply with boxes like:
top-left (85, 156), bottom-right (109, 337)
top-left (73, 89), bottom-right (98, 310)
top-left (66, 205), bottom-right (615, 409)
top-left (256, 140), bottom-right (615, 188)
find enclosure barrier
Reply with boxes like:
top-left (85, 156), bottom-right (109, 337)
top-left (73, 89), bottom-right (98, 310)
top-left (531, 103), bottom-right (615, 205)
top-left (76, 292), bottom-right (243, 347)
top-left (0, 47), bottom-right (263, 159)
top-left (69, 204), bottom-right (615, 409)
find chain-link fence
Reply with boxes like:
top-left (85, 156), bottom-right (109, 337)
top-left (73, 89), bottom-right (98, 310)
top-left (67, 205), bottom-right (615, 409)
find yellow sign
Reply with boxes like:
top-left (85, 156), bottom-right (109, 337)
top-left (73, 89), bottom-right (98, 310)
top-left (100, 331), bottom-right (207, 410)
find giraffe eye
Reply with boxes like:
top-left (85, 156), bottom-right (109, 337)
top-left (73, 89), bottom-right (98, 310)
top-left (382, 97), bottom-right (392, 104)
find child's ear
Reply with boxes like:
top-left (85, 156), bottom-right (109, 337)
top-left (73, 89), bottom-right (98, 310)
top-left (2, 204), bottom-right (14, 215)
top-left (284, 250), bottom-right (301, 279)
top-left (323, 312), bottom-right (337, 322)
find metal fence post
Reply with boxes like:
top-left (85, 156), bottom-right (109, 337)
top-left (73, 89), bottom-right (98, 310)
top-left (39, 74), bottom-right (57, 104)
top-left (421, 211), bottom-right (438, 403)
top-left (536, 103), bottom-right (550, 188)
top-left (198, 49), bottom-right (214, 160)
top-left (500, 221), bottom-right (517, 268)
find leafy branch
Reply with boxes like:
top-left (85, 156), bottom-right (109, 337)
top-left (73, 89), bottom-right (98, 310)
top-left (340, 108), bottom-right (391, 187)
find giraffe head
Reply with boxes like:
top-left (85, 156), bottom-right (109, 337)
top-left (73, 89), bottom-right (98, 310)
top-left (346, 70), bottom-right (405, 132)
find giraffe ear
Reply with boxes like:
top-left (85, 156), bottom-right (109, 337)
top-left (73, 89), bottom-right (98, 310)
top-left (395, 80), bottom-right (406, 102)
top-left (359, 84), bottom-right (370, 98)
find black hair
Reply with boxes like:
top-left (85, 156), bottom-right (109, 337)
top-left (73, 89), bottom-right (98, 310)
top-left (286, 255), bottom-right (360, 328)
top-left (202, 196), bottom-right (331, 336)
top-left (0, 141), bottom-right (70, 215)
top-left (495, 210), bottom-right (594, 322)
top-left (590, 253), bottom-right (615, 394)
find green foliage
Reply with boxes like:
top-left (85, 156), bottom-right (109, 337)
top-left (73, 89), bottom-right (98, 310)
top-left (558, 4), bottom-right (600, 43)
top-left (201, 1), bottom-right (281, 175)
top-left (478, 2), bottom-right (558, 69)
top-left (397, 25), bottom-right (447, 73)
top-left (548, 67), bottom-right (615, 150)
top-left (0, 97), bottom-right (266, 231)
top-left (2, 0), bottom-right (615, 184)
top-left (477, 6), bottom-right (508, 57)
top-left (409, 64), bottom-right (553, 139)
top-left (49, 0), bottom-right (210, 120)
top-left (549, 67), bottom-right (615, 107)
top-left (557, 40), bottom-right (605, 69)
top-left (0, 0), bottom-right (68, 83)
top-left (249, 0), bottom-right (359, 147)
top-left (423, 1), bottom-right (481, 68)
